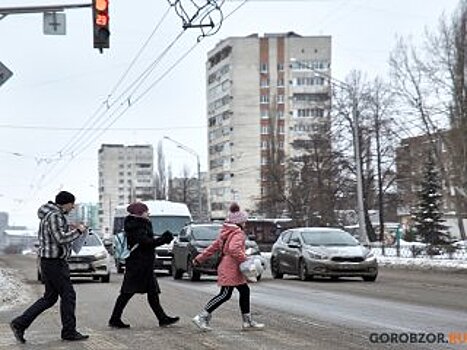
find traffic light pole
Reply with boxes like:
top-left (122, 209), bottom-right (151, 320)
top-left (0, 3), bottom-right (91, 19)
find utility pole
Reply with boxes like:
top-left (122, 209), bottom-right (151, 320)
top-left (163, 136), bottom-right (203, 221)
top-left (351, 93), bottom-right (369, 244)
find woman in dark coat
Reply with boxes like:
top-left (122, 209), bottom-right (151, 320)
top-left (108, 202), bottom-right (179, 328)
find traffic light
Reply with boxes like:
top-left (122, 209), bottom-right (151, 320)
top-left (93, 0), bottom-right (110, 53)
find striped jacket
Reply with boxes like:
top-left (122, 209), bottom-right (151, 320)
top-left (37, 201), bottom-right (81, 259)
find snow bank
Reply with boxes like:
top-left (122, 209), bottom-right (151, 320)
top-left (0, 267), bottom-right (31, 311)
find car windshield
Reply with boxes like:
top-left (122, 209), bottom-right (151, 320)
top-left (192, 225), bottom-right (221, 241)
top-left (301, 230), bottom-right (359, 247)
top-left (150, 216), bottom-right (191, 236)
top-left (83, 234), bottom-right (102, 247)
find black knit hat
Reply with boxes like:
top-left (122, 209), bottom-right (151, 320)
top-left (55, 191), bottom-right (76, 205)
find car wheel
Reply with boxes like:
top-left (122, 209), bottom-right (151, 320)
top-left (101, 274), bottom-right (110, 283)
top-left (172, 265), bottom-right (183, 280)
top-left (270, 257), bottom-right (283, 279)
top-left (362, 274), bottom-right (377, 282)
top-left (187, 259), bottom-right (201, 281)
top-left (298, 259), bottom-right (311, 281)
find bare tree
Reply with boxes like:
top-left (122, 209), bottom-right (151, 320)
top-left (258, 94), bottom-right (286, 217)
top-left (390, 3), bottom-right (467, 239)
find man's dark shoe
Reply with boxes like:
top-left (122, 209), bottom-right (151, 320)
top-left (159, 316), bottom-right (180, 327)
top-left (62, 331), bottom-right (89, 341)
top-left (10, 321), bottom-right (26, 343)
top-left (108, 319), bottom-right (130, 328)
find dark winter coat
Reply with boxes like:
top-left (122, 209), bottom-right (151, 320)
top-left (120, 215), bottom-right (165, 294)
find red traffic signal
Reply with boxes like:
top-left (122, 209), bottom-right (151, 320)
top-left (93, 0), bottom-right (110, 52)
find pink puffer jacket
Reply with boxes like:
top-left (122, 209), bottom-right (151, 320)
top-left (195, 223), bottom-right (248, 286)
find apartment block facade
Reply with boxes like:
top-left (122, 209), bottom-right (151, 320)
top-left (98, 144), bottom-right (154, 234)
top-left (207, 32), bottom-right (332, 219)
top-left (396, 134), bottom-right (455, 216)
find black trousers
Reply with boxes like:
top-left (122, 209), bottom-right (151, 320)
top-left (110, 291), bottom-right (168, 322)
top-left (204, 284), bottom-right (250, 314)
top-left (13, 258), bottom-right (77, 338)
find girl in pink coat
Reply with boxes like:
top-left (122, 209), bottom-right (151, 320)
top-left (192, 203), bottom-right (264, 331)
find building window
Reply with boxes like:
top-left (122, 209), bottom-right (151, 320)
top-left (261, 109), bottom-right (269, 119)
top-left (260, 95), bottom-right (269, 104)
top-left (277, 78), bottom-right (285, 87)
top-left (295, 77), bottom-right (325, 86)
top-left (277, 63), bottom-right (284, 71)
top-left (277, 95), bottom-right (284, 104)
top-left (296, 108), bottom-right (325, 118)
top-left (279, 141), bottom-right (284, 149)
top-left (261, 141), bottom-right (268, 149)
top-left (277, 110), bottom-right (284, 119)
top-left (261, 157), bottom-right (268, 165)
top-left (278, 125), bottom-right (285, 134)
top-left (261, 126), bottom-right (269, 134)
top-left (260, 63), bottom-right (268, 73)
top-left (260, 78), bottom-right (269, 88)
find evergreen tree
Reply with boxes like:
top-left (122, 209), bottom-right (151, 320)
top-left (412, 152), bottom-right (449, 245)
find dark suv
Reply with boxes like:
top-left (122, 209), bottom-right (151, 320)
top-left (171, 223), bottom-right (264, 281)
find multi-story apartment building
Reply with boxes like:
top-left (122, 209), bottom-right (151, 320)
top-left (396, 134), bottom-right (454, 216)
top-left (98, 144), bottom-right (154, 233)
top-left (207, 32), bottom-right (332, 219)
top-left (67, 203), bottom-right (99, 232)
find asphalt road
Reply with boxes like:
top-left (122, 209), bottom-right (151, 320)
top-left (0, 254), bottom-right (466, 350)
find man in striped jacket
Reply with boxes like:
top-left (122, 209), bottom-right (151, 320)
top-left (10, 191), bottom-right (89, 343)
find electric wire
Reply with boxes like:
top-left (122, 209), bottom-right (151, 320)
top-left (26, 1), bottom-right (249, 199)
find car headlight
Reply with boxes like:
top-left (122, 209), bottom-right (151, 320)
top-left (94, 251), bottom-right (107, 260)
top-left (365, 251), bottom-right (376, 260)
top-left (306, 250), bottom-right (328, 260)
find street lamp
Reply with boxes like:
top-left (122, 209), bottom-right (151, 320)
top-left (163, 136), bottom-right (202, 220)
top-left (290, 58), bottom-right (368, 243)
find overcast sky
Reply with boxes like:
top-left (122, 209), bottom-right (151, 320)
top-left (0, 0), bottom-right (460, 228)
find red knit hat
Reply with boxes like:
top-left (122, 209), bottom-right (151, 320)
top-left (127, 202), bottom-right (149, 216)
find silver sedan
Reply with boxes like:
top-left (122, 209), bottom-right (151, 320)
top-left (270, 227), bottom-right (378, 281)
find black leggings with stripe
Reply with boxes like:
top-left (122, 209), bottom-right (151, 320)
top-left (204, 284), bottom-right (250, 314)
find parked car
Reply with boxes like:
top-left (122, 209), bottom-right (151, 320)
top-left (270, 227), bottom-right (378, 282)
top-left (37, 233), bottom-right (111, 283)
top-left (171, 223), bottom-right (265, 281)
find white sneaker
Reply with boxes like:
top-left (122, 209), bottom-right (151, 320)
top-left (192, 312), bottom-right (212, 332)
top-left (242, 314), bottom-right (264, 331)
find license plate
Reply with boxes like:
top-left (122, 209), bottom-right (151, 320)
top-left (162, 260), bottom-right (172, 266)
top-left (70, 263), bottom-right (89, 270)
top-left (339, 264), bottom-right (356, 270)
